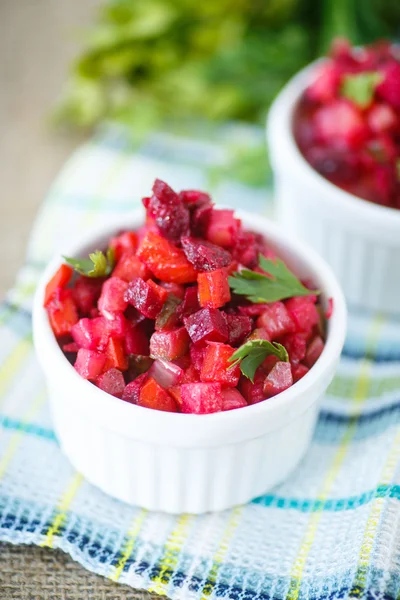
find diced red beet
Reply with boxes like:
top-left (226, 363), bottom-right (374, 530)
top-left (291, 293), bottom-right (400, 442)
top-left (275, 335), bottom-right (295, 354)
top-left (306, 61), bottom-right (341, 103)
top-left (159, 282), bottom-right (185, 300)
top-left (155, 294), bottom-right (182, 331)
top-left (147, 279), bottom-right (169, 304)
top-left (191, 202), bottom-right (213, 237)
top-left (74, 348), bottom-right (106, 380)
top-left (96, 368), bottom-right (126, 398)
top-left (181, 364), bottom-right (200, 383)
top-left (71, 317), bottom-right (108, 351)
top-left (150, 327), bottom-right (190, 360)
top-left (137, 231), bottom-right (197, 284)
top-left (47, 289), bottom-right (79, 337)
top-left (200, 343), bottom-right (240, 387)
top-left (304, 335), bottom-right (325, 367)
top-left (44, 264), bottom-right (74, 307)
top-left (176, 286), bottom-right (200, 319)
top-left (180, 382), bottom-right (223, 414)
top-left (376, 61), bottom-right (400, 109)
top-left (226, 261), bottom-right (240, 275)
top-left (221, 388), bottom-right (247, 411)
top-left (263, 362), bottom-right (293, 398)
top-left (98, 277), bottom-right (129, 317)
top-left (125, 305), bottom-right (146, 324)
top-left (172, 354), bottom-right (191, 370)
top-left (256, 302), bottom-right (296, 339)
top-left (224, 313), bottom-right (252, 346)
top-left (206, 209), bottom-right (241, 248)
top-left (178, 190), bottom-right (212, 206)
top-left (63, 341), bottom-right (79, 353)
top-left (231, 231), bottom-right (259, 268)
top-left (239, 368), bottom-right (267, 405)
top-left (245, 327), bottom-right (271, 342)
top-left (285, 297), bottom-right (320, 334)
top-left (367, 103), bottom-right (397, 133)
top-left (198, 268), bottom-right (231, 309)
top-left (292, 363), bottom-right (309, 383)
top-left (190, 343), bottom-right (207, 372)
top-left (152, 179), bottom-right (178, 203)
top-left (121, 373), bottom-right (148, 403)
top-left (138, 377), bottom-right (178, 412)
top-left (106, 312), bottom-right (129, 339)
top-left (109, 231), bottom-right (138, 261)
top-left (184, 308), bottom-right (228, 344)
top-left (181, 237), bottom-right (232, 272)
top-left (314, 100), bottom-right (368, 150)
top-left (72, 276), bottom-right (104, 315)
top-left (262, 355), bottom-right (279, 373)
top-left (280, 333), bottom-right (307, 366)
top-left (326, 298), bottom-right (334, 320)
top-left (105, 337), bottom-right (128, 371)
top-left (124, 277), bottom-right (165, 319)
top-left (124, 321), bottom-right (150, 356)
top-left (112, 253), bottom-right (151, 282)
top-left (146, 179), bottom-right (190, 241)
top-left (238, 303), bottom-right (271, 317)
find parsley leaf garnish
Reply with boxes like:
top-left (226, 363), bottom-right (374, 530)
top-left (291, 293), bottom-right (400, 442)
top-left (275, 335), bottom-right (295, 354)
top-left (63, 248), bottom-right (115, 278)
top-left (228, 255), bottom-right (318, 303)
top-left (341, 72), bottom-right (382, 108)
top-left (228, 339), bottom-right (289, 383)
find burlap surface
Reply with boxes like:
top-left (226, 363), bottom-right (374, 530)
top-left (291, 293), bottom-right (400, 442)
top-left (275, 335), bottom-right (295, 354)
top-left (0, 543), bottom-right (161, 600)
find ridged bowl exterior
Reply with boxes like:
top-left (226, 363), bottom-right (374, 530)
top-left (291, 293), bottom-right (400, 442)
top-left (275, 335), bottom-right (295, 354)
top-left (268, 63), bottom-right (400, 316)
top-left (33, 210), bottom-right (346, 514)
top-left (47, 378), bottom-right (322, 514)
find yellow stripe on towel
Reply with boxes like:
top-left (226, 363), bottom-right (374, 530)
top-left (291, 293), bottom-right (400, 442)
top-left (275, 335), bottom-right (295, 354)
top-left (285, 315), bottom-right (384, 600)
top-left (349, 428), bottom-right (400, 597)
top-left (0, 335), bottom-right (32, 406)
top-left (111, 508), bottom-right (148, 582)
top-left (41, 472), bottom-right (83, 548)
top-left (149, 513), bottom-right (194, 595)
top-left (200, 506), bottom-right (243, 599)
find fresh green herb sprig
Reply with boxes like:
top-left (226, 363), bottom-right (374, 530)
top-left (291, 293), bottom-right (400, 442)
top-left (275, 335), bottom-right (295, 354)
top-left (229, 255), bottom-right (319, 304)
top-left (228, 339), bottom-right (289, 382)
top-left (64, 248), bottom-right (115, 278)
top-left (341, 71), bottom-right (382, 108)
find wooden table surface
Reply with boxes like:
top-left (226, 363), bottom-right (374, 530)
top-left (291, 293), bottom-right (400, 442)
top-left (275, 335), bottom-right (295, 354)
top-left (0, 2), bottom-right (159, 597)
top-left (0, 0), bottom-right (94, 295)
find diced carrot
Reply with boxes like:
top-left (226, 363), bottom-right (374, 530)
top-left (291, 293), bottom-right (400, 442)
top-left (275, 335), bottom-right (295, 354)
top-left (44, 264), bottom-right (73, 307)
top-left (198, 268), bottom-right (231, 309)
top-left (105, 337), bottom-right (128, 371)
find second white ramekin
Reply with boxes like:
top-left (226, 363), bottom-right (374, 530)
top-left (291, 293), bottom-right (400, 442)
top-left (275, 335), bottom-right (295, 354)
top-left (33, 209), bottom-right (346, 514)
top-left (267, 63), bottom-right (400, 316)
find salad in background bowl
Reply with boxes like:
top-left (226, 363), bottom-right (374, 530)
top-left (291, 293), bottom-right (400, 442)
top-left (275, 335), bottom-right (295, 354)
top-left (268, 39), bottom-right (400, 315)
top-left (33, 180), bottom-right (346, 513)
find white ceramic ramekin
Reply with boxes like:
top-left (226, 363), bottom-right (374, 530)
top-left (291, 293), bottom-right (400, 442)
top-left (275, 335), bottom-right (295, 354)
top-left (33, 209), bottom-right (346, 514)
top-left (267, 63), bottom-right (400, 316)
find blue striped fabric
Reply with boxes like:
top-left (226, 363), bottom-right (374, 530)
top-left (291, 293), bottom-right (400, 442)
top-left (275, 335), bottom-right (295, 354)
top-left (1, 125), bottom-right (400, 600)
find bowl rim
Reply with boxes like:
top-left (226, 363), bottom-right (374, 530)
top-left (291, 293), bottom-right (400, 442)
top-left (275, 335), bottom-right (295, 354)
top-left (267, 60), bottom-right (400, 232)
top-left (33, 208), bottom-right (347, 446)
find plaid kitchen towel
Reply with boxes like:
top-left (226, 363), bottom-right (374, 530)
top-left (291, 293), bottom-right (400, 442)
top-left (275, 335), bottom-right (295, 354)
top-left (1, 124), bottom-right (400, 600)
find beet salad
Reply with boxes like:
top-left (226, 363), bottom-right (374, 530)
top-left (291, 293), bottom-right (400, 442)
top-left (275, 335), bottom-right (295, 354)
top-left (294, 38), bottom-right (400, 209)
top-left (43, 179), bottom-right (327, 414)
